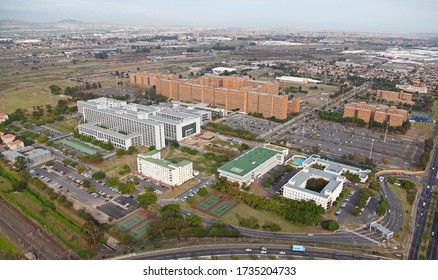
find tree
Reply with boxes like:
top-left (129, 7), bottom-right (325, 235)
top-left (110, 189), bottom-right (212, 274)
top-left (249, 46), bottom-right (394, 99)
top-left (48, 85), bottom-right (62, 95)
top-left (187, 215), bottom-right (201, 227)
top-left (116, 149), bottom-right (126, 156)
top-left (87, 154), bottom-right (103, 164)
top-left (80, 221), bottom-right (102, 247)
top-left (118, 182), bottom-right (135, 194)
top-left (238, 143), bottom-right (249, 152)
top-left (82, 179), bottom-right (90, 188)
top-left (77, 166), bottom-right (85, 173)
top-left (94, 52), bottom-right (108, 59)
top-left (92, 171), bottom-right (106, 180)
top-left (149, 146), bottom-right (156, 151)
top-left (138, 192), bottom-right (157, 209)
top-left (13, 156), bottom-right (27, 171)
top-left (321, 220), bottom-right (339, 231)
top-left (369, 181), bottom-right (380, 191)
top-left (387, 176), bottom-right (396, 184)
top-left (197, 188), bottom-right (208, 197)
top-left (127, 146), bottom-right (138, 155)
top-left (105, 177), bottom-right (119, 186)
top-left (11, 180), bottom-right (26, 192)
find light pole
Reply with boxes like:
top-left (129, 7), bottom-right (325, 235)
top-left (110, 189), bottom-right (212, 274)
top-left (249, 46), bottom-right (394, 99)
top-left (369, 139), bottom-right (375, 159)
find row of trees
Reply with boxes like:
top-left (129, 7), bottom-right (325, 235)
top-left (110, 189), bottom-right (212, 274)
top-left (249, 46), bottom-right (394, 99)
top-left (146, 204), bottom-right (240, 240)
top-left (416, 138), bottom-right (434, 170)
top-left (262, 165), bottom-right (293, 188)
top-left (213, 178), bottom-right (324, 225)
top-left (202, 122), bottom-right (263, 142)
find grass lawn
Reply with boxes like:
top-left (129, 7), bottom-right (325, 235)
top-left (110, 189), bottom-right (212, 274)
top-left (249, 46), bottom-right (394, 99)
top-left (390, 185), bottom-right (413, 248)
top-left (162, 148), bottom-right (221, 178)
top-left (0, 80), bottom-right (73, 114)
top-left (0, 235), bottom-right (22, 258)
top-left (248, 183), bottom-right (268, 197)
top-left (91, 146), bottom-right (149, 178)
top-left (406, 122), bottom-right (436, 140)
top-left (161, 178), bottom-right (200, 199)
top-left (432, 101), bottom-right (438, 119)
top-left (47, 117), bottom-right (82, 133)
top-left (179, 194), bottom-right (327, 233)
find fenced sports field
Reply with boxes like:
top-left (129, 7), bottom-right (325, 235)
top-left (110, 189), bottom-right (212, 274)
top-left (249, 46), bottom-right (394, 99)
top-left (115, 210), bottom-right (155, 238)
top-left (193, 195), bottom-right (239, 218)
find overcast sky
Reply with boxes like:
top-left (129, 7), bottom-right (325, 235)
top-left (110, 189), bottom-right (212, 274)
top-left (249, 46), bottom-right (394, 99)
top-left (0, 0), bottom-right (437, 33)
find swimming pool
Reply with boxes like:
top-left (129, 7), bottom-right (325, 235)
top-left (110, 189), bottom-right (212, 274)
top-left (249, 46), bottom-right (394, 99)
top-left (293, 158), bottom-right (305, 165)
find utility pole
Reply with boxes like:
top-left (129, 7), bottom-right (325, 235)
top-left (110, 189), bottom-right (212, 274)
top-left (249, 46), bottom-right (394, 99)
top-left (369, 139), bottom-right (375, 159)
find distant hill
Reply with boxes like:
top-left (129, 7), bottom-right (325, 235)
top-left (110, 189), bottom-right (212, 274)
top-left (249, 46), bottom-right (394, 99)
top-left (0, 19), bottom-right (116, 32)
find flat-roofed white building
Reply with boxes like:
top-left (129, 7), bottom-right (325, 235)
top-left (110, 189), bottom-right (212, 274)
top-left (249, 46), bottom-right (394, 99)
top-left (282, 154), bottom-right (371, 210)
top-left (300, 154), bottom-right (370, 183)
top-left (282, 167), bottom-right (345, 210)
top-left (212, 67), bottom-right (236, 75)
top-left (137, 150), bottom-right (193, 187)
top-left (77, 98), bottom-right (202, 150)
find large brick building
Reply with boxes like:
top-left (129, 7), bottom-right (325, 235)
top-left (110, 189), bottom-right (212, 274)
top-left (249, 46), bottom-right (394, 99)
top-left (130, 71), bottom-right (300, 119)
top-left (343, 102), bottom-right (408, 127)
top-left (376, 90), bottom-right (414, 105)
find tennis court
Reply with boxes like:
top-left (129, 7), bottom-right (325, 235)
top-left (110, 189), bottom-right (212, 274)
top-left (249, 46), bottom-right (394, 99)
top-left (60, 139), bottom-right (97, 155)
top-left (129, 221), bottom-right (151, 238)
top-left (194, 195), bottom-right (221, 212)
top-left (115, 210), bottom-right (155, 239)
top-left (116, 212), bottom-right (147, 232)
top-left (208, 200), bottom-right (238, 217)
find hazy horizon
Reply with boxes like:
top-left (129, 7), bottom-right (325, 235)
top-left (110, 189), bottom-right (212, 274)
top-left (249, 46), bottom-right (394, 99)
top-left (1, 0), bottom-right (437, 33)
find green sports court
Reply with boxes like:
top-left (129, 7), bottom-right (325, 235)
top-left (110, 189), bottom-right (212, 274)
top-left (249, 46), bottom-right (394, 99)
top-left (193, 195), bottom-right (221, 212)
top-left (208, 200), bottom-right (238, 217)
top-left (115, 210), bottom-right (154, 238)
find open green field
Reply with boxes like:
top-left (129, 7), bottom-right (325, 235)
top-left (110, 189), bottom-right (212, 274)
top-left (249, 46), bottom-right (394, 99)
top-left (406, 122), bottom-right (436, 141)
top-left (162, 148), bottom-right (221, 178)
top-left (390, 185), bottom-right (414, 249)
top-left (91, 146), bottom-right (149, 178)
top-left (0, 235), bottom-right (22, 259)
top-left (73, 138), bottom-right (108, 152)
top-left (47, 117), bottom-right (81, 133)
top-left (432, 101), bottom-right (438, 119)
top-left (180, 193), bottom-right (326, 233)
top-left (0, 80), bottom-right (73, 114)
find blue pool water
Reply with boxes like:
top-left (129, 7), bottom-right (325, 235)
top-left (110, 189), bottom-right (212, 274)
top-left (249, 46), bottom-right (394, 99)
top-left (293, 158), bottom-right (305, 165)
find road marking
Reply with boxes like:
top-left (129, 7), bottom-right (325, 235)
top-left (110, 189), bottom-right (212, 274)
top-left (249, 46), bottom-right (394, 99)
top-left (346, 230), bottom-right (380, 244)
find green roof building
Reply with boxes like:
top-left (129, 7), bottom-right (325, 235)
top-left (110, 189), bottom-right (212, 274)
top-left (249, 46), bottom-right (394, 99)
top-left (218, 145), bottom-right (286, 185)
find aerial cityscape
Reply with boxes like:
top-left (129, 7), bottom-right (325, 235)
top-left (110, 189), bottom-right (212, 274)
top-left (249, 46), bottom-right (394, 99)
top-left (0, 0), bottom-right (437, 267)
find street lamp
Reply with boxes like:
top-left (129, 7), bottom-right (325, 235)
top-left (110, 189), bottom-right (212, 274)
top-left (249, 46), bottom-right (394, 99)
top-left (369, 139), bottom-right (375, 159)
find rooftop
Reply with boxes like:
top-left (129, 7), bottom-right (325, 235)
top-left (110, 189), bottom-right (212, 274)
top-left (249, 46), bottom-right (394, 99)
top-left (219, 146), bottom-right (281, 176)
top-left (284, 167), bottom-right (345, 199)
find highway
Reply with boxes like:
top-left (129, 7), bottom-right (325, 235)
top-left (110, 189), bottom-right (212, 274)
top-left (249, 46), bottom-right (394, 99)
top-left (379, 177), bottom-right (404, 233)
top-left (122, 244), bottom-right (381, 260)
top-left (178, 208), bottom-right (380, 246)
top-left (408, 133), bottom-right (438, 259)
top-left (0, 197), bottom-right (71, 259)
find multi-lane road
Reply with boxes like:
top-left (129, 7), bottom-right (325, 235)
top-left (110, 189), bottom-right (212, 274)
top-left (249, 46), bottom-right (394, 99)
top-left (122, 244), bottom-right (381, 260)
top-left (409, 133), bottom-right (438, 259)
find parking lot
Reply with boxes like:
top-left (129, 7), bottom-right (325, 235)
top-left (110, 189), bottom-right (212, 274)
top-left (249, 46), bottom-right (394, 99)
top-left (277, 118), bottom-right (423, 169)
top-left (29, 161), bottom-right (139, 221)
top-left (335, 186), bottom-right (379, 226)
top-left (222, 114), bottom-right (280, 136)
